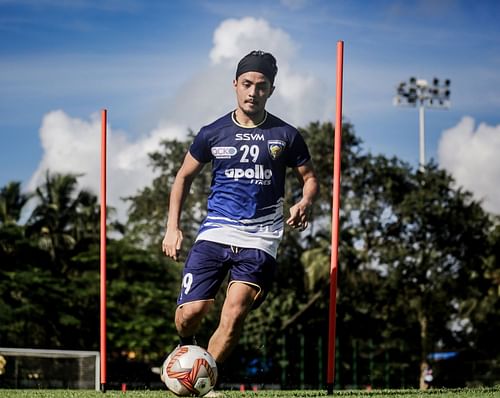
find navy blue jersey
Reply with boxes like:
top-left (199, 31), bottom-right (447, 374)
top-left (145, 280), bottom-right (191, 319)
top-left (189, 111), bottom-right (310, 258)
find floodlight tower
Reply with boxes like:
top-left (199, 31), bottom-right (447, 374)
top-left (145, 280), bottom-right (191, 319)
top-left (393, 77), bottom-right (451, 171)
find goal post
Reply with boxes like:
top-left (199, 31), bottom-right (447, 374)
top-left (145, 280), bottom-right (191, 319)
top-left (0, 347), bottom-right (100, 391)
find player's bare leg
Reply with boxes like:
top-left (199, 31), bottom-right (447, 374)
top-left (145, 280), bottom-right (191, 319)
top-left (207, 282), bottom-right (258, 363)
top-left (175, 300), bottom-right (213, 341)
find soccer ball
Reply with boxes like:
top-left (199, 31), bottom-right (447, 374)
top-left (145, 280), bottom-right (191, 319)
top-left (161, 345), bottom-right (218, 397)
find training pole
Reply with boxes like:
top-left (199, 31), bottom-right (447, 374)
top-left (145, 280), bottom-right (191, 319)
top-left (327, 40), bottom-right (344, 394)
top-left (100, 109), bottom-right (107, 392)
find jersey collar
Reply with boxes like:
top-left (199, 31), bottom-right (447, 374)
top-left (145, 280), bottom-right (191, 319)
top-left (231, 110), bottom-right (268, 129)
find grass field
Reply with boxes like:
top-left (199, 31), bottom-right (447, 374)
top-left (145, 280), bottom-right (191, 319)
top-left (0, 388), bottom-right (499, 398)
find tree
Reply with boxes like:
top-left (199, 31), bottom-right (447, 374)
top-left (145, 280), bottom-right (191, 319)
top-left (126, 133), bottom-right (212, 249)
top-left (106, 238), bottom-right (181, 362)
top-left (1, 173), bottom-right (103, 349)
top-left (375, 165), bottom-right (491, 380)
top-left (2, 120), bottom-right (497, 387)
top-left (0, 181), bottom-right (31, 226)
top-left (465, 217), bottom-right (500, 365)
top-left (0, 180), bottom-right (63, 348)
top-left (0, 172), bottom-right (184, 365)
top-left (28, 171), bottom-right (84, 263)
top-left (0, 181), bottom-right (31, 264)
top-left (266, 122), bottom-right (494, 387)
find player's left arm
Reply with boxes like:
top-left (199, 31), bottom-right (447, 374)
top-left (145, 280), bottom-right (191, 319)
top-left (286, 160), bottom-right (319, 231)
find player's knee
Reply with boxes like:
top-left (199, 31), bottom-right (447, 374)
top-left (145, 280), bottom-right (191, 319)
top-left (176, 315), bottom-right (194, 333)
top-left (176, 301), bottom-right (211, 331)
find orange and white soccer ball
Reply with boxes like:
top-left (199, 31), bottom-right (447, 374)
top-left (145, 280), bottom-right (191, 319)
top-left (161, 345), bottom-right (218, 397)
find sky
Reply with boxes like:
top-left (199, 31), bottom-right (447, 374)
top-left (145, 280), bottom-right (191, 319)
top-left (1, 0), bottom-right (500, 221)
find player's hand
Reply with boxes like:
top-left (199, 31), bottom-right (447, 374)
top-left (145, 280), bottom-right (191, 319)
top-left (286, 200), bottom-right (311, 231)
top-left (162, 227), bottom-right (183, 261)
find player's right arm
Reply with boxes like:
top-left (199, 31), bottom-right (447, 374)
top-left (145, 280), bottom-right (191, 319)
top-left (162, 152), bottom-right (205, 261)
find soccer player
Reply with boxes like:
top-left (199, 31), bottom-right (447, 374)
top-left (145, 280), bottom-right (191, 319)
top-left (162, 50), bottom-right (318, 369)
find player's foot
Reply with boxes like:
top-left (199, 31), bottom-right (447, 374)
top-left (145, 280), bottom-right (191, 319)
top-left (179, 335), bottom-right (197, 346)
top-left (204, 390), bottom-right (222, 397)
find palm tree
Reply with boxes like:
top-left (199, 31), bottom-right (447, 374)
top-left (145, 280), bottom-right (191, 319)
top-left (0, 181), bottom-right (32, 261)
top-left (0, 181), bottom-right (31, 226)
top-left (27, 171), bottom-right (98, 267)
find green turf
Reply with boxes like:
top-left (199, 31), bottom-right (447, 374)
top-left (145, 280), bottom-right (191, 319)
top-left (0, 388), bottom-right (499, 398)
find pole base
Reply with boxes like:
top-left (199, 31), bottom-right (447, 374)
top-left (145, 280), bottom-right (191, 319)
top-left (100, 383), bottom-right (107, 393)
top-left (326, 383), bottom-right (334, 394)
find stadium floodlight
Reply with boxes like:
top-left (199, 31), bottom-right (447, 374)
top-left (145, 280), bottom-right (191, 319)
top-left (393, 77), bottom-right (451, 171)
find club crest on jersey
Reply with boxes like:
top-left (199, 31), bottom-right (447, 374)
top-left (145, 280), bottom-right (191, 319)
top-left (268, 140), bottom-right (286, 160)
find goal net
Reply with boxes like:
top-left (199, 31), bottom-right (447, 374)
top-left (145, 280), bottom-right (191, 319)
top-left (0, 348), bottom-right (100, 390)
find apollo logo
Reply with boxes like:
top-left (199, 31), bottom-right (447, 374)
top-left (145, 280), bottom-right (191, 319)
top-left (224, 165), bottom-right (273, 185)
top-left (211, 146), bottom-right (237, 159)
top-left (235, 133), bottom-right (265, 141)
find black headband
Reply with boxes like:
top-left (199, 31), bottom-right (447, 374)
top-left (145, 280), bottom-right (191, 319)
top-left (235, 50), bottom-right (278, 85)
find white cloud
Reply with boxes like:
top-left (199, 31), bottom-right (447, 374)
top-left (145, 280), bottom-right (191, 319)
top-left (438, 116), bottom-right (500, 214)
top-left (209, 16), bottom-right (327, 126)
top-left (28, 110), bottom-right (186, 222)
top-left (209, 17), bottom-right (296, 66)
top-left (28, 17), bottom-right (331, 221)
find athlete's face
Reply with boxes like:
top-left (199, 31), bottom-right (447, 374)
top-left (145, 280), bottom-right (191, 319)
top-left (233, 71), bottom-right (274, 118)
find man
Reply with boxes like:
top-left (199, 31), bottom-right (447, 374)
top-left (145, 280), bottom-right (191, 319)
top-left (162, 50), bottom-right (318, 368)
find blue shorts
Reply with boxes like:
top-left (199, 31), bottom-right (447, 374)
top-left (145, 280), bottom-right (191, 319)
top-left (177, 240), bottom-right (277, 309)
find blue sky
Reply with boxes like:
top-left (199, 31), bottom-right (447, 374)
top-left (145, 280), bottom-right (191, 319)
top-left (1, 0), bottom-right (500, 218)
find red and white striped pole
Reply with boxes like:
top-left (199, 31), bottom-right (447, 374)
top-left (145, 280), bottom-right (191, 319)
top-left (100, 109), bottom-right (107, 392)
top-left (327, 40), bottom-right (344, 394)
